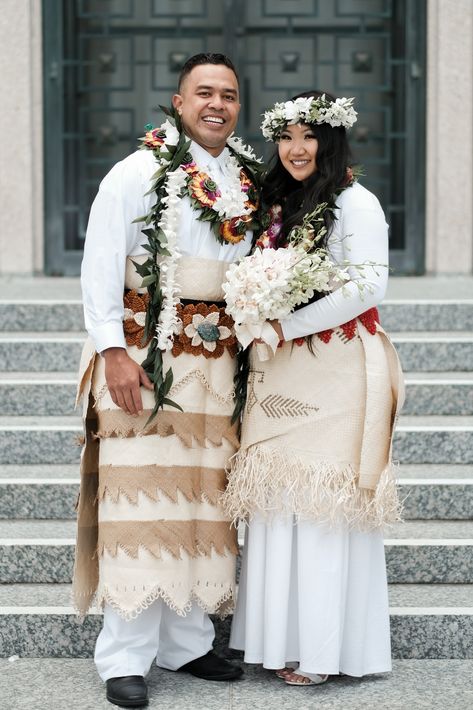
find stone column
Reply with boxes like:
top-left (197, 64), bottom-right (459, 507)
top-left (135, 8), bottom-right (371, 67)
top-left (426, 0), bottom-right (473, 274)
top-left (0, 0), bottom-right (43, 274)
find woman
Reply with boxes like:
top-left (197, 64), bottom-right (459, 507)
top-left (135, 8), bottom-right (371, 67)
top-left (222, 92), bottom-right (405, 686)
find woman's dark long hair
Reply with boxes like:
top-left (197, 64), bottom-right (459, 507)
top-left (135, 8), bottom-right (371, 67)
top-left (262, 90), bottom-right (353, 248)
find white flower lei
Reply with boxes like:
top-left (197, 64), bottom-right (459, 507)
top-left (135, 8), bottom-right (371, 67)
top-left (261, 94), bottom-right (357, 141)
top-left (155, 167), bottom-right (187, 350)
top-left (143, 120), bottom-right (261, 351)
top-left (212, 155), bottom-right (250, 219)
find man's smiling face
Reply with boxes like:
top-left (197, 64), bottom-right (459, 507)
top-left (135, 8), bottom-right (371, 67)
top-left (172, 64), bottom-right (240, 156)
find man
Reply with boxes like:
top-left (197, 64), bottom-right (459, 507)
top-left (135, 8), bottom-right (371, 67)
top-left (73, 53), bottom-right (260, 708)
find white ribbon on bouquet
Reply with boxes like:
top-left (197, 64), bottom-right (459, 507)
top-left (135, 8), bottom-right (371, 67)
top-left (234, 321), bottom-right (281, 361)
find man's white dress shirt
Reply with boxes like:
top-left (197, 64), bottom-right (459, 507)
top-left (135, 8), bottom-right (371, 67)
top-left (81, 142), bottom-right (253, 353)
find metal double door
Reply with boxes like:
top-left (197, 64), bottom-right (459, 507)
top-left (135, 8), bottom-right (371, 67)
top-left (43, 0), bottom-right (426, 275)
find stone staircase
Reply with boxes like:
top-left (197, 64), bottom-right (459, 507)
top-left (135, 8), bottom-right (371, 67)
top-left (1, 289), bottom-right (473, 668)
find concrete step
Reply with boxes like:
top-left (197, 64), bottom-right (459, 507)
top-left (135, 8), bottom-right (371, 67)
top-left (0, 333), bottom-right (84, 373)
top-left (1, 464), bottom-right (472, 521)
top-left (391, 332), bottom-right (473, 372)
top-left (1, 583), bottom-right (473, 660)
top-left (0, 372), bottom-right (77, 416)
top-left (0, 417), bottom-right (82, 465)
top-left (2, 520), bottom-right (473, 585)
top-left (402, 373), bottom-right (473, 415)
top-left (399, 466), bottom-right (473, 520)
top-left (2, 415), bottom-right (472, 466)
top-left (392, 416), bottom-right (473, 464)
top-left (1, 371), bottom-right (472, 417)
top-left (2, 299), bottom-right (473, 334)
top-left (0, 301), bottom-right (84, 332)
top-left (3, 659), bottom-right (473, 710)
top-left (1, 331), bottom-right (473, 374)
top-left (379, 301), bottom-right (473, 332)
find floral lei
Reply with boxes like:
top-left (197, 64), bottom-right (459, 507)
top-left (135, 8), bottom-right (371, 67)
top-left (133, 106), bottom-right (263, 419)
top-left (257, 166), bottom-right (361, 252)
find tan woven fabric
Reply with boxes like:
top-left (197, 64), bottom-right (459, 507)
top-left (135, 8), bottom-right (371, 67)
top-left (98, 520), bottom-right (239, 558)
top-left (73, 257), bottom-right (239, 619)
top-left (98, 464), bottom-right (227, 505)
top-left (95, 409), bottom-right (239, 447)
top-left (223, 321), bottom-right (405, 530)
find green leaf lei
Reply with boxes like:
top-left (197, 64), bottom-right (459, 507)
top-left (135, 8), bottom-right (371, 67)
top-left (134, 106), bottom-right (264, 422)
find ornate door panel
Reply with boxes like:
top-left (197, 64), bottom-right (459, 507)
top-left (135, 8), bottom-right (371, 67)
top-left (43, 0), bottom-right (425, 275)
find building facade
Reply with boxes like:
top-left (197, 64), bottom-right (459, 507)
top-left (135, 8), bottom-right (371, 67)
top-left (0, 0), bottom-right (472, 276)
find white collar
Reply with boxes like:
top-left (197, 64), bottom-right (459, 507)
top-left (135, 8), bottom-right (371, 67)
top-left (189, 140), bottom-right (231, 171)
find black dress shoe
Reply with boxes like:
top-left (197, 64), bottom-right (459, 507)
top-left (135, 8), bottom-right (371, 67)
top-left (178, 650), bottom-right (243, 681)
top-left (106, 675), bottom-right (148, 708)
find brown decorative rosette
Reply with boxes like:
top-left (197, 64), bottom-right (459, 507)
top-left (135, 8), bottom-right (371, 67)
top-left (123, 290), bottom-right (152, 348)
top-left (172, 303), bottom-right (237, 359)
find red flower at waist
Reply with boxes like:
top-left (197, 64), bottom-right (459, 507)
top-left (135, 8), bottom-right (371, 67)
top-left (290, 307), bottom-right (380, 346)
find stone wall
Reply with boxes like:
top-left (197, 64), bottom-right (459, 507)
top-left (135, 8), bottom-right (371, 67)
top-left (426, 0), bottom-right (473, 274)
top-left (0, 0), bottom-right (43, 274)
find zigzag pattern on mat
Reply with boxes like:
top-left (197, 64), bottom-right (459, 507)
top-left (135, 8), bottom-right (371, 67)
top-left (169, 368), bottom-right (235, 405)
top-left (98, 464), bottom-right (227, 505)
top-left (98, 519), bottom-right (239, 559)
top-left (95, 409), bottom-right (239, 448)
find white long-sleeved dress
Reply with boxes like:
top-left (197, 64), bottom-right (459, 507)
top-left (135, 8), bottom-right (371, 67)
top-left (229, 182), bottom-right (395, 678)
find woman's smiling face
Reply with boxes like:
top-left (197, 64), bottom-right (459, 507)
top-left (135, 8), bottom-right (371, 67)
top-left (277, 123), bottom-right (318, 181)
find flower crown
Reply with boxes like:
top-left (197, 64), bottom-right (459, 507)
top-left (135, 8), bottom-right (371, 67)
top-left (261, 94), bottom-right (357, 141)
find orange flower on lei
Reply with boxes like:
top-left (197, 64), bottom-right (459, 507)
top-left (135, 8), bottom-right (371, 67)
top-left (189, 172), bottom-right (221, 208)
top-left (220, 215), bottom-right (253, 244)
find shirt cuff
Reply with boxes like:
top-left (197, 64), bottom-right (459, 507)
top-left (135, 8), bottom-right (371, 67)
top-left (280, 316), bottom-right (301, 342)
top-left (89, 321), bottom-right (127, 353)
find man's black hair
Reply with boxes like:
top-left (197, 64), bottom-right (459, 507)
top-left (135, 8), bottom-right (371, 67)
top-left (177, 53), bottom-right (239, 91)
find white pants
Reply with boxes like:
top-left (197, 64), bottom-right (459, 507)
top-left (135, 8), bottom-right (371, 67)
top-left (95, 600), bottom-right (215, 681)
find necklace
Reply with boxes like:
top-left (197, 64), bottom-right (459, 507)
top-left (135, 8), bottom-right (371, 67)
top-left (133, 107), bottom-right (263, 419)
top-left (257, 166), bottom-right (360, 251)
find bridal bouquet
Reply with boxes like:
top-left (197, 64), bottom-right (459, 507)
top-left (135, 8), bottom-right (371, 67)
top-left (223, 244), bottom-right (350, 359)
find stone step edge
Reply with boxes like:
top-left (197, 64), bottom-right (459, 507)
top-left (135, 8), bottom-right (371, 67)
top-left (2, 606), bottom-right (472, 615)
top-left (1, 477), bottom-right (472, 486)
top-left (2, 539), bottom-right (473, 547)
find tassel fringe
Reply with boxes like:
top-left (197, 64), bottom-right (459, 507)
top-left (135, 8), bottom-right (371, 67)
top-left (75, 583), bottom-right (236, 621)
top-left (222, 445), bottom-right (402, 531)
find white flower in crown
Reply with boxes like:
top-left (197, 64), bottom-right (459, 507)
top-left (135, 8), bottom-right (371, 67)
top-left (261, 94), bottom-right (358, 141)
top-left (317, 97), bottom-right (358, 129)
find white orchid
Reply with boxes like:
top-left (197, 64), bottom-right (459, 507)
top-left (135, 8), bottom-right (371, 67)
top-left (161, 119), bottom-right (180, 146)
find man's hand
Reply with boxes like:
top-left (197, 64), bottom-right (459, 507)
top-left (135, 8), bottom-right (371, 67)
top-left (102, 348), bottom-right (154, 415)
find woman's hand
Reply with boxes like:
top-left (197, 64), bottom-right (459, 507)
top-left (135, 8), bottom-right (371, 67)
top-left (268, 320), bottom-right (284, 341)
top-left (253, 320), bottom-right (284, 345)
